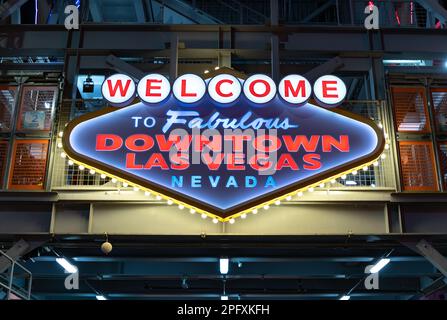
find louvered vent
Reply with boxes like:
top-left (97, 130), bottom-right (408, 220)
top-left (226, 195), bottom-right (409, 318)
top-left (392, 87), bottom-right (429, 133)
top-left (8, 140), bottom-right (49, 190)
top-left (399, 141), bottom-right (438, 191)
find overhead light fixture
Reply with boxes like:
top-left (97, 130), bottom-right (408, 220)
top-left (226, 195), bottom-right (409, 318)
top-left (219, 258), bottom-right (229, 275)
top-left (56, 258), bottom-right (78, 274)
top-left (370, 258), bottom-right (390, 273)
top-left (220, 295), bottom-right (229, 300)
top-left (83, 75), bottom-right (94, 93)
top-left (96, 295), bottom-right (107, 300)
top-left (339, 295), bottom-right (350, 300)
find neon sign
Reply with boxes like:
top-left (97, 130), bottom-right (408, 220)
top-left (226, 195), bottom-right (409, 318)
top-left (63, 70), bottom-right (384, 221)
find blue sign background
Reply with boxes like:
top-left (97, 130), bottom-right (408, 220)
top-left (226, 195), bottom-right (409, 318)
top-left (66, 92), bottom-right (382, 216)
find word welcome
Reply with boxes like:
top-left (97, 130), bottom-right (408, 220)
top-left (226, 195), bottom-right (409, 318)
top-left (102, 73), bottom-right (347, 107)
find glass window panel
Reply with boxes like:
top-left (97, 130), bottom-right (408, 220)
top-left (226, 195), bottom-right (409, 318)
top-left (0, 86), bottom-right (17, 132)
top-left (0, 141), bottom-right (8, 186)
top-left (17, 86), bottom-right (57, 132)
top-left (8, 139), bottom-right (49, 190)
top-left (431, 89), bottom-right (447, 133)
top-left (392, 87), bottom-right (430, 133)
top-left (438, 143), bottom-right (447, 190)
top-left (399, 141), bottom-right (438, 191)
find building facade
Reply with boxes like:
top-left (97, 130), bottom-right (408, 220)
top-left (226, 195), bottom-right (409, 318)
top-left (1, 0), bottom-right (447, 300)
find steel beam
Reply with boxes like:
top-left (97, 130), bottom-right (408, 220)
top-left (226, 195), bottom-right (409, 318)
top-left (170, 33), bottom-right (178, 80)
top-left (402, 239), bottom-right (447, 278)
top-left (105, 55), bottom-right (145, 80)
top-left (271, 35), bottom-right (279, 81)
top-left (0, 0), bottom-right (28, 21)
top-left (304, 56), bottom-right (344, 82)
top-left (302, 0), bottom-right (335, 23)
top-left (417, 0), bottom-right (447, 25)
top-left (0, 239), bottom-right (45, 273)
top-left (270, 0), bottom-right (278, 25)
top-left (161, 0), bottom-right (221, 24)
top-left (134, 0), bottom-right (146, 23)
top-left (89, 0), bottom-right (103, 22)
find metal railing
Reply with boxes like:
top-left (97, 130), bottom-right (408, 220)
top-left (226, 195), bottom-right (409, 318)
top-left (0, 251), bottom-right (32, 300)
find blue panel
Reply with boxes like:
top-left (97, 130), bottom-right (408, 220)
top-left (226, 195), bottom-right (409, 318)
top-left (76, 75), bottom-right (105, 100)
top-left (65, 88), bottom-right (382, 216)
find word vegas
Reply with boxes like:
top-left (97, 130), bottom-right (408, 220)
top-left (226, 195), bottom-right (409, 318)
top-left (101, 73), bottom-right (347, 107)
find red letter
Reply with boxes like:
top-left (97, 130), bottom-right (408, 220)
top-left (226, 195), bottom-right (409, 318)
top-left (125, 153), bottom-right (143, 169)
top-left (253, 135), bottom-right (282, 152)
top-left (216, 79), bottom-right (233, 97)
top-left (107, 79), bottom-right (131, 97)
top-left (181, 79), bottom-right (197, 97)
top-left (276, 154), bottom-right (299, 170)
top-left (202, 153), bottom-right (225, 171)
top-left (249, 154), bottom-right (272, 172)
top-left (249, 80), bottom-right (270, 97)
top-left (227, 153), bottom-right (245, 170)
top-left (171, 152), bottom-right (190, 170)
top-left (155, 135), bottom-right (177, 152)
top-left (224, 134), bottom-right (252, 152)
top-left (145, 79), bottom-right (162, 97)
top-left (303, 154), bottom-right (321, 170)
top-left (125, 134), bottom-right (154, 152)
top-left (322, 81), bottom-right (338, 98)
top-left (284, 80), bottom-right (306, 97)
top-left (283, 135), bottom-right (319, 152)
top-left (96, 134), bottom-right (123, 151)
top-left (144, 153), bottom-right (169, 170)
top-left (322, 135), bottom-right (350, 152)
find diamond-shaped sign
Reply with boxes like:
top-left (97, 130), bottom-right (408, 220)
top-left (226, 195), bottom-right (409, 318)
top-left (63, 76), bottom-right (384, 220)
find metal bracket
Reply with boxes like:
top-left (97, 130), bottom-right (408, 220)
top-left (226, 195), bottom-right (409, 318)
top-left (0, 239), bottom-right (46, 274)
top-left (402, 239), bottom-right (447, 278)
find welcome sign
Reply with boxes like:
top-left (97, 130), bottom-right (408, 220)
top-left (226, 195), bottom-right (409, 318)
top-left (63, 69), bottom-right (384, 221)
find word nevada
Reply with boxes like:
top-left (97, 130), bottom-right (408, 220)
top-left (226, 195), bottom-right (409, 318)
top-left (102, 73), bottom-right (347, 107)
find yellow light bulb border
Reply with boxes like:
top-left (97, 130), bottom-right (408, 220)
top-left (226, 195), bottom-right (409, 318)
top-left (60, 150), bottom-right (388, 223)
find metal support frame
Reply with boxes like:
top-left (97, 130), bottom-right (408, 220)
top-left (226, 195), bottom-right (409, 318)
top-left (303, 56), bottom-right (344, 83)
top-left (89, 0), bottom-right (103, 22)
top-left (417, 0), bottom-right (447, 25)
top-left (0, 239), bottom-right (45, 274)
top-left (105, 55), bottom-right (145, 80)
top-left (170, 32), bottom-right (178, 81)
top-left (403, 239), bottom-right (447, 278)
top-left (134, 0), bottom-right (147, 23)
top-left (425, 84), bottom-right (445, 192)
top-left (301, 0), bottom-right (334, 23)
top-left (0, 250), bottom-right (32, 300)
top-left (0, 0), bottom-right (28, 21)
top-left (161, 0), bottom-right (221, 24)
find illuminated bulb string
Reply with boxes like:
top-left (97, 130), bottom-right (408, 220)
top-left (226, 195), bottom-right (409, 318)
top-left (61, 145), bottom-right (388, 223)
